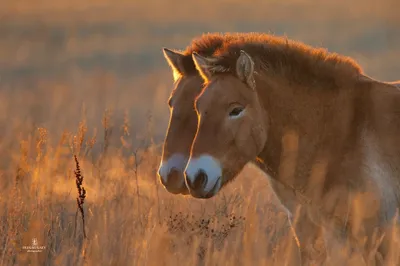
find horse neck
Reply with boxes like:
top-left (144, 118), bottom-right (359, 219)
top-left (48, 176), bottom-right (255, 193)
top-left (253, 73), bottom-right (362, 188)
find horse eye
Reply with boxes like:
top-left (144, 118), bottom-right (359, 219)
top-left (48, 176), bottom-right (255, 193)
top-left (229, 107), bottom-right (244, 117)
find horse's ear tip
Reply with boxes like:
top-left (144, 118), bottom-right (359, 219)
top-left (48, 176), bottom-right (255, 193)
top-left (162, 47), bottom-right (171, 56)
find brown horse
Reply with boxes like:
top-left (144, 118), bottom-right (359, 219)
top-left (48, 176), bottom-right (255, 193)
top-left (158, 33), bottom-right (245, 194)
top-left (185, 33), bottom-right (400, 264)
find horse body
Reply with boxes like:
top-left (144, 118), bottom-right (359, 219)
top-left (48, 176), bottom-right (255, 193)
top-left (186, 33), bottom-right (400, 264)
top-left (265, 75), bottom-right (400, 263)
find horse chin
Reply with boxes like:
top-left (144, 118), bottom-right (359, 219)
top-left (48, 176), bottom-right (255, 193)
top-left (180, 189), bottom-right (190, 195)
top-left (164, 184), bottom-right (190, 195)
top-left (190, 177), bottom-right (222, 199)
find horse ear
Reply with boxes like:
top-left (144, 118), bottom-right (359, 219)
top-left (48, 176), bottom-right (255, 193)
top-left (192, 52), bottom-right (213, 82)
top-left (236, 50), bottom-right (255, 90)
top-left (163, 48), bottom-right (185, 81)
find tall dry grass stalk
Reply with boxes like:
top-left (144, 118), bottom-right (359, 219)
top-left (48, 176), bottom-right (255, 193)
top-left (74, 155), bottom-right (87, 239)
top-left (132, 149), bottom-right (142, 227)
top-left (102, 108), bottom-right (113, 157)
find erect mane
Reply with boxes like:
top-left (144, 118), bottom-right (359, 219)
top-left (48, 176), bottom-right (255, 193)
top-left (204, 33), bottom-right (363, 89)
top-left (179, 33), bottom-right (246, 76)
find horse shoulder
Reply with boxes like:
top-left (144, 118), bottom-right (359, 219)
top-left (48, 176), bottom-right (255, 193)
top-left (360, 129), bottom-right (400, 222)
top-left (357, 75), bottom-right (400, 222)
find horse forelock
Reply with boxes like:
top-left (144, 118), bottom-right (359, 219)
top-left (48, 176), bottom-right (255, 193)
top-left (178, 33), bottom-right (231, 76)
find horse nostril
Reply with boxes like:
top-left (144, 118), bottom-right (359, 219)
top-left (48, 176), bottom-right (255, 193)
top-left (187, 170), bottom-right (208, 191)
top-left (196, 170), bottom-right (208, 187)
top-left (167, 168), bottom-right (180, 183)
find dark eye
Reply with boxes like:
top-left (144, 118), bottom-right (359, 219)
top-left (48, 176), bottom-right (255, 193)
top-left (229, 107), bottom-right (244, 117)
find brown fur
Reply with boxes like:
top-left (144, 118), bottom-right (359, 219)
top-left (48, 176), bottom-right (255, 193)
top-left (187, 33), bottom-right (400, 264)
top-left (158, 33), bottom-right (245, 195)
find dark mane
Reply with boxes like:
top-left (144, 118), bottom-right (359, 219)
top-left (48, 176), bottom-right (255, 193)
top-left (180, 33), bottom-right (244, 76)
top-left (206, 33), bottom-right (363, 88)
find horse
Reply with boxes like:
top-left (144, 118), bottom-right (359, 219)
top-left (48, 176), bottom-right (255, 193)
top-left (184, 33), bottom-right (400, 264)
top-left (160, 33), bottom-right (305, 264)
top-left (158, 33), bottom-right (248, 195)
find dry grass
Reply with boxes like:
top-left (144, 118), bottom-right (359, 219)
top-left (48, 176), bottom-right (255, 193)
top-left (1, 101), bottom-right (399, 266)
top-left (0, 114), bottom-right (295, 266)
top-left (2, 114), bottom-right (398, 265)
top-left (1, 1), bottom-right (400, 265)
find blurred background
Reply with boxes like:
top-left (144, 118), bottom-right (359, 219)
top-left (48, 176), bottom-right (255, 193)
top-left (1, 1), bottom-right (400, 265)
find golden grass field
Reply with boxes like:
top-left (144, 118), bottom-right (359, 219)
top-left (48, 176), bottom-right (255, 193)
top-left (1, 1), bottom-right (400, 265)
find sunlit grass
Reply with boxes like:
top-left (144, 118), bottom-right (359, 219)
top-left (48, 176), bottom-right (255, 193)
top-left (1, 107), bottom-right (399, 265)
top-left (0, 112), bottom-right (297, 265)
